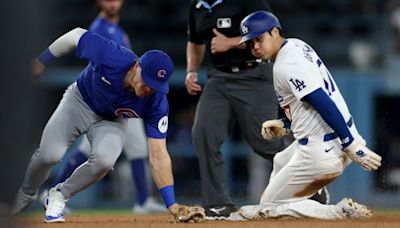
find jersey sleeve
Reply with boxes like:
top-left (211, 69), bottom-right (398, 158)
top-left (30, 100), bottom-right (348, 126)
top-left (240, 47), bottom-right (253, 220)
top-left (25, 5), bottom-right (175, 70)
top-left (277, 60), bottom-right (323, 101)
top-left (143, 94), bottom-right (169, 139)
top-left (76, 31), bottom-right (119, 64)
top-left (76, 31), bottom-right (137, 74)
top-left (187, 1), bottom-right (204, 44)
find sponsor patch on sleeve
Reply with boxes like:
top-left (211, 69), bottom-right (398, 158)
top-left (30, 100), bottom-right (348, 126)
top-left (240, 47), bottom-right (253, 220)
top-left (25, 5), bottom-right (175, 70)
top-left (158, 116), bottom-right (168, 133)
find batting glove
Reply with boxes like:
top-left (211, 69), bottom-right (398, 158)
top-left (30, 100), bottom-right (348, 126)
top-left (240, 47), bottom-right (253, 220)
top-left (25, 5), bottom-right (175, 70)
top-left (344, 139), bottom-right (382, 171)
top-left (261, 119), bottom-right (289, 140)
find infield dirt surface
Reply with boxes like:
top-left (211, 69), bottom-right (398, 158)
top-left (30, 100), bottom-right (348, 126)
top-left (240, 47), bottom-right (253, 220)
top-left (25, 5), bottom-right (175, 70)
top-left (14, 213), bottom-right (400, 228)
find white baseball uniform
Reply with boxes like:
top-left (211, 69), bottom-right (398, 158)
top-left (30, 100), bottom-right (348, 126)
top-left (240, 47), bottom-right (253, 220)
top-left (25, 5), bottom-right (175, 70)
top-left (239, 38), bottom-right (365, 219)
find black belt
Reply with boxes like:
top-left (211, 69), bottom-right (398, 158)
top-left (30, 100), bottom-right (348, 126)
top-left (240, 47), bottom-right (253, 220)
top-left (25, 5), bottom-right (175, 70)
top-left (215, 60), bottom-right (261, 73)
top-left (298, 116), bottom-right (354, 145)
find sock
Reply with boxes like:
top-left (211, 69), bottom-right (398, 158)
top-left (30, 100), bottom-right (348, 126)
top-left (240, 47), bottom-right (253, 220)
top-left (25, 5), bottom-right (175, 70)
top-left (130, 159), bottom-right (148, 205)
top-left (53, 150), bottom-right (88, 186)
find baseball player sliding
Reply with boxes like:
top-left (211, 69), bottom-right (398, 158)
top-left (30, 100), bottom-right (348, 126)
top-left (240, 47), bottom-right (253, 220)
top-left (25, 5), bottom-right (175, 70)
top-left (12, 28), bottom-right (205, 223)
top-left (228, 11), bottom-right (382, 220)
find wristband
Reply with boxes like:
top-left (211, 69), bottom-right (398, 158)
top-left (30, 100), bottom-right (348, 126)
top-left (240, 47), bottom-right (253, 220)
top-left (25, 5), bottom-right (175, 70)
top-left (159, 185), bottom-right (176, 208)
top-left (38, 48), bottom-right (55, 65)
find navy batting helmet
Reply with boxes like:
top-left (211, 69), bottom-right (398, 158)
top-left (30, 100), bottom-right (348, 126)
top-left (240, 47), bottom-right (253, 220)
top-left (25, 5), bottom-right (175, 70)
top-left (239, 11), bottom-right (281, 44)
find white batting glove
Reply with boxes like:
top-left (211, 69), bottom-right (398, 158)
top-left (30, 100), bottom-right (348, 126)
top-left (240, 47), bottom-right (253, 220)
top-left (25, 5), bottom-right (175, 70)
top-left (261, 119), bottom-right (288, 140)
top-left (344, 139), bottom-right (382, 171)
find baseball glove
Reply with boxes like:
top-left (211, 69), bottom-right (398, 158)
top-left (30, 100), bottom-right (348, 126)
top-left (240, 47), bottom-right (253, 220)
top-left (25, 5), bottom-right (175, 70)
top-left (172, 205), bottom-right (206, 223)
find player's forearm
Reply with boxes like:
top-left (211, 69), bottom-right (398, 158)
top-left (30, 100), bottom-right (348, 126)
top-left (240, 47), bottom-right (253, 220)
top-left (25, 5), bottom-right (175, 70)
top-left (229, 36), bottom-right (246, 50)
top-left (302, 88), bottom-right (354, 147)
top-left (149, 147), bottom-right (174, 187)
top-left (186, 42), bottom-right (205, 72)
top-left (148, 138), bottom-right (176, 208)
top-left (38, 27), bottom-right (87, 65)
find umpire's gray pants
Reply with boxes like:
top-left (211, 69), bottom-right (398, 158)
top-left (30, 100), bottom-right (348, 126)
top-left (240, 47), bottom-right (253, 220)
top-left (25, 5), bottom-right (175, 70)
top-left (192, 63), bottom-right (287, 207)
top-left (21, 83), bottom-right (126, 199)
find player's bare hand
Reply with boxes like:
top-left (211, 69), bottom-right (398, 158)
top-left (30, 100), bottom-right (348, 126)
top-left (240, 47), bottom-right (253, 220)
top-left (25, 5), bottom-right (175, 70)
top-left (185, 72), bottom-right (202, 95)
top-left (261, 119), bottom-right (288, 140)
top-left (344, 139), bottom-right (382, 171)
top-left (211, 29), bottom-right (234, 54)
top-left (31, 58), bottom-right (45, 78)
top-left (169, 204), bottom-right (205, 223)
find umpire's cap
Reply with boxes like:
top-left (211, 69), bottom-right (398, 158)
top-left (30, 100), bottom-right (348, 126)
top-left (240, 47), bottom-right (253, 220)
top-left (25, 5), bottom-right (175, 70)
top-left (239, 11), bottom-right (281, 44)
top-left (139, 50), bottom-right (174, 94)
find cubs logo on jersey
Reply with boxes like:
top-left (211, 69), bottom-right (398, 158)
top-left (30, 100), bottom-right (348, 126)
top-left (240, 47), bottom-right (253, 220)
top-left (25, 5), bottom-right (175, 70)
top-left (114, 108), bottom-right (139, 118)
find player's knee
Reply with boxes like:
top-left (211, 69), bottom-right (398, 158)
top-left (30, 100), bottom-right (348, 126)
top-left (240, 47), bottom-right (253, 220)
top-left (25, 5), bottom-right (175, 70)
top-left (192, 123), bottom-right (205, 140)
top-left (272, 152), bottom-right (286, 171)
top-left (37, 147), bottom-right (65, 165)
top-left (92, 156), bottom-right (116, 173)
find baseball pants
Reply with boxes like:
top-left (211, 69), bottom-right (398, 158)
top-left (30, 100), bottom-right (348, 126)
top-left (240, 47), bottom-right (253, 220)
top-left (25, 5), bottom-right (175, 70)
top-left (78, 118), bottom-right (148, 160)
top-left (21, 83), bottom-right (127, 199)
top-left (192, 63), bottom-right (287, 207)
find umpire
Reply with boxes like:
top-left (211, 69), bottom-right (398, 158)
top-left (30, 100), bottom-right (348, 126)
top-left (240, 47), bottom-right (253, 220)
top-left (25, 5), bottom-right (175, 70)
top-left (185, 0), bottom-right (286, 219)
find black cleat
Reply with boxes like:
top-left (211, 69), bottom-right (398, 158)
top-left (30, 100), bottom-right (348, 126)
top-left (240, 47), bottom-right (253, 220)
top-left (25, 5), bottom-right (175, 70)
top-left (205, 204), bottom-right (238, 220)
top-left (310, 187), bottom-right (330, 204)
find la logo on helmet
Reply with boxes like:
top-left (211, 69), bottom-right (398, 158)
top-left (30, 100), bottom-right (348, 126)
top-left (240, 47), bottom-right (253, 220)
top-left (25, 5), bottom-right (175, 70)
top-left (241, 25), bottom-right (249, 35)
top-left (157, 69), bottom-right (167, 78)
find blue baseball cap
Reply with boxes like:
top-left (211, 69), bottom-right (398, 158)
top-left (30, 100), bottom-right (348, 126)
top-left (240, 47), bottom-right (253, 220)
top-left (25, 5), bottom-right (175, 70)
top-left (138, 50), bottom-right (174, 94)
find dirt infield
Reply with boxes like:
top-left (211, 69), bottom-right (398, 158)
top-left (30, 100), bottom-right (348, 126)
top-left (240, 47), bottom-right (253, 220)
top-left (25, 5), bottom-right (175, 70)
top-left (14, 213), bottom-right (400, 228)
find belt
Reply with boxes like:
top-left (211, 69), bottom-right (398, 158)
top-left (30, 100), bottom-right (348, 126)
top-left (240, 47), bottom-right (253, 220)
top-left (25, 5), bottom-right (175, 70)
top-left (215, 60), bottom-right (262, 73)
top-left (298, 117), bottom-right (353, 145)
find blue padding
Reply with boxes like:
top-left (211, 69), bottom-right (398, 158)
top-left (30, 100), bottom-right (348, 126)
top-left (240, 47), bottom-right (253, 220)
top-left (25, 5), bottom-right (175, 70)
top-left (301, 88), bottom-right (354, 147)
top-left (159, 185), bottom-right (176, 208)
top-left (38, 48), bottom-right (55, 65)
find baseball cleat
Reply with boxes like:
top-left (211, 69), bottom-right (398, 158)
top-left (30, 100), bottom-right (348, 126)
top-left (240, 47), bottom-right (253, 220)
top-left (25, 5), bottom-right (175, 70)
top-left (132, 197), bottom-right (167, 214)
top-left (337, 198), bottom-right (372, 219)
top-left (238, 204), bottom-right (264, 220)
top-left (41, 189), bottom-right (73, 214)
top-left (44, 187), bottom-right (67, 223)
top-left (310, 186), bottom-right (330, 204)
top-left (204, 204), bottom-right (237, 220)
top-left (11, 189), bottom-right (38, 215)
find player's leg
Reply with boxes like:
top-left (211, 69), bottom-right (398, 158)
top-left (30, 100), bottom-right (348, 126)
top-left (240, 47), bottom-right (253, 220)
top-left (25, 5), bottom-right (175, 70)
top-left (124, 119), bottom-right (149, 207)
top-left (256, 140), bottom-right (350, 219)
top-left (229, 64), bottom-right (287, 160)
top-left (53, 136), bottom-right (91, 186)
top-left (192, 77), bottom-right (236, 218)
top-left (13, 83), bottom-right (98, 215)
top-left (45, 119), bottom-right (125, 222)
top-left (124, 119), bottom-right (166, 214)
top-left (40, 136), bottom-right (91, 213)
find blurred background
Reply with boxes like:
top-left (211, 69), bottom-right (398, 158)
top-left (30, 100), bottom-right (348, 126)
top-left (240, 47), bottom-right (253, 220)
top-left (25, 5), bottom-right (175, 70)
top-left (3, 0), bottom-right (400, 214)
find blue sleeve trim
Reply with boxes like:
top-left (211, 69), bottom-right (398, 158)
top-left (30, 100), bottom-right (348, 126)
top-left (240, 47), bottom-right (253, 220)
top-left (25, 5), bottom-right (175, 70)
top-left (159, 185), bottom-right (176, 208)
top-left (302, 88), bottom-right (354, 146)
top-left (38, 48), bottom-right (55, 65)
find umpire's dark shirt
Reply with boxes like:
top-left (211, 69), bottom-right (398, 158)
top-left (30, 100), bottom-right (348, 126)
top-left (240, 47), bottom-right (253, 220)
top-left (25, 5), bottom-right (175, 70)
top-left (188, 0), bottom-right (271, 68)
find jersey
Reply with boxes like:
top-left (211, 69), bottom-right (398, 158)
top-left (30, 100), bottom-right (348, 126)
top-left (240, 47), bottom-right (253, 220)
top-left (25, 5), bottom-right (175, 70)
top-left (89, 16), bottom-right (131, 49)
top-left (75, 32), bottom-right (169, 139)
top-left (188, 0), bottom-right (271, 67)
top-left (273, 38), bottom-right (353, 140)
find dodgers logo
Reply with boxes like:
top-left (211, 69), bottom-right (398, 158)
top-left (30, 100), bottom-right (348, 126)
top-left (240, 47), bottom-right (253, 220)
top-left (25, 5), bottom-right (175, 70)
top-left (157, 69), bottom-right (167, 78)
top-left (241, 25), bottom-right (249, 35)
top-left (114, 108), bottom-right (139, 118)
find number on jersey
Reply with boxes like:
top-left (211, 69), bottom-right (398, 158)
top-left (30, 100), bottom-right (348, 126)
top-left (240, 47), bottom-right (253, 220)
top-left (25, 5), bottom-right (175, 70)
top-left (317, 58), bottom-right (335, 95)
